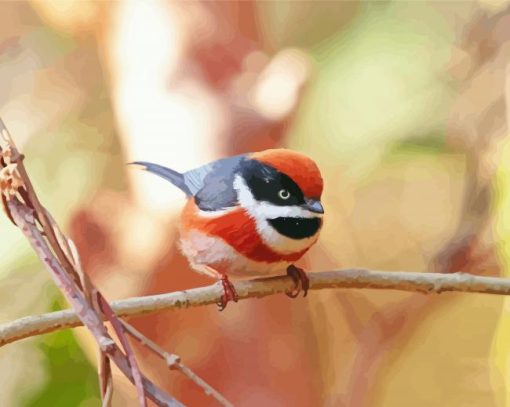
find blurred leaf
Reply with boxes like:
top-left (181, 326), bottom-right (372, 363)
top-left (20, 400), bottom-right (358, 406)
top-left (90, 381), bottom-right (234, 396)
top-left (389, 133), bottom-right (448, 156)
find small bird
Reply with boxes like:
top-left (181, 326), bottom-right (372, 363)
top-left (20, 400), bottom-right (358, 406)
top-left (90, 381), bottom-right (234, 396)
top-left (131, 149), bottom-right (324, 310)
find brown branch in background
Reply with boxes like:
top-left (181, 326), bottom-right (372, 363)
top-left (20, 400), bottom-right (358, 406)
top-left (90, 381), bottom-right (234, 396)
top-left (0, 119), bottom-right (195, 407)
top-left (6, 199), bottom-right (180, 407)
top-left (99, 352), bottom-right (113, 407)
top-left (2, 268), bottom-right (510, 347)
top-left (120, 321), bottom-right (234, 407)
top-left (1, 119), bottom-right (146, 406)
top-left (65, 237), bottom-right (114, 406)
top-left (96, 293), bottom-right (146, 407)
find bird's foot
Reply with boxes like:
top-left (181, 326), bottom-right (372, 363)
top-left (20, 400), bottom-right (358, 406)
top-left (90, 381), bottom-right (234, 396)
top-left (217, 275), bottom-right (239, 311)
top-left (286, 265), bottom-right (309, 298)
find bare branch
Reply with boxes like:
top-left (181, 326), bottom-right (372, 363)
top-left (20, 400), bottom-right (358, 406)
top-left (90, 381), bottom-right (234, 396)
top-left (0, 119), bottom-right (183, 407)
top-left (2, 268), bottom-right (510, 348)
top-left (120, 321), bottom-right (234, 407)
top-left (99, 352), bottom-right (113, 407)
top-left (5, 199), bottom-right (182, 407)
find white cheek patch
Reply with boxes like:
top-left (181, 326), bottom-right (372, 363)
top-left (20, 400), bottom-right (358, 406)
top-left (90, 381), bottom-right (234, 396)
top-left (233, 175), bottom-right (321, 254)
top-left (254, 202), bottom-right (323, 219)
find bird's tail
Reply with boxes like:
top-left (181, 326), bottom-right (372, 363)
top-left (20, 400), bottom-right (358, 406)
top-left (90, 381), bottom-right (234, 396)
top-left (129, 161), bottom-right (192, 195)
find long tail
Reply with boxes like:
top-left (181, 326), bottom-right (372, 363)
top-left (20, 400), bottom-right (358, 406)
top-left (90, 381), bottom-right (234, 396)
top-left (129, 161), bottom-right (192, 196)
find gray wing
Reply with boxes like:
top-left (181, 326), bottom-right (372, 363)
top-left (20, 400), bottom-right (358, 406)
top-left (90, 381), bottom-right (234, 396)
top-left (184, 155), bottom-right (245, 211)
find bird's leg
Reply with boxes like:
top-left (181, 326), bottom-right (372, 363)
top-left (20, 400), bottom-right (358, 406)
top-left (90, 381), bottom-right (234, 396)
top-left (205, 266), bottom-right (239, 311)
top-left (218, 275), bottom-right (239, 311)
top-left (286, 264), bottom-right (310, 298)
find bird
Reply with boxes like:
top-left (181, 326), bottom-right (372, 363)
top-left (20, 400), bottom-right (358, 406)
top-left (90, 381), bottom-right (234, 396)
top-left (130, 149), bottom-right (324, 310)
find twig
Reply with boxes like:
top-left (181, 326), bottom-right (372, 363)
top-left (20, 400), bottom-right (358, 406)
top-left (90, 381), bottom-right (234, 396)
top-left (67, 237), bottom-right (114, 406)
top-left (0, 121), bottom-right (83, 290)
top-left (0, 119), bottom-right (184, 407)
top-left (6, 199), bottom-right (182, 407)
top-left (120, 321), bottom-right (234, 407)
top-left (2, 268), bottom-right (510, 347)
top-left (45, 200), bottom-right (145, 405)
top-left (99, 352), bottom-right (113, 407)
top-left (97, 293), bottom-right (147, 407)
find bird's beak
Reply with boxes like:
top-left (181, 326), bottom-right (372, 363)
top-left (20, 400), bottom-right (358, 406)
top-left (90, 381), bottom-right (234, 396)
top-left (304, 198), bottom-right (324, 214)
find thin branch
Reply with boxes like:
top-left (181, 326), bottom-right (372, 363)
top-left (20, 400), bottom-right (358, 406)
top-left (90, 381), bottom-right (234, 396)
top-left (2, 268), bottom-right (510, 347)
top-left (97, 293), bottom-right (147, 407)
top-left (6, 199), bottom-right (182, 407)
top-left (99, 352), bottom-right (113, 407)
top-left (120, 321), bottom-right (234, 407)
top-left (0, 119), bottom-right (183, 407)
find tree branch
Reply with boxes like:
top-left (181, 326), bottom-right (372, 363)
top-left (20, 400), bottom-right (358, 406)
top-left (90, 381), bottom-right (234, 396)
top-left (1, 119), bottom-right (184, 406)
top-left (5, 199), bottom-right (180, 407)
top-left (2, 268), bottom-right (510, 347)
top-left (119, 321), bottom-right (234, 407)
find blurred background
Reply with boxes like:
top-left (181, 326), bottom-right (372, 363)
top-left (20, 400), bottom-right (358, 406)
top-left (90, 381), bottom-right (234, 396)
top-left (3, 0), bottom-right (510, 406)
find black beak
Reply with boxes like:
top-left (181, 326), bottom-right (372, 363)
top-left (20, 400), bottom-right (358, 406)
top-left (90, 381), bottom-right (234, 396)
top-left (304, 198), bottom-right (324, 214)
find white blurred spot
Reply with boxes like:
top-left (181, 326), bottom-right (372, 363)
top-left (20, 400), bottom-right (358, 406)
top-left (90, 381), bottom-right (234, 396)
top-left (250, 48), bottom-right (312, 121)
top-left (109, 0), bottom-right (225, 214)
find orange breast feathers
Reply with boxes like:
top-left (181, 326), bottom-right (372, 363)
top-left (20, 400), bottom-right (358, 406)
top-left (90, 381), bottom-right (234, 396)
top-left (180, 199), bottom-right (309, 263)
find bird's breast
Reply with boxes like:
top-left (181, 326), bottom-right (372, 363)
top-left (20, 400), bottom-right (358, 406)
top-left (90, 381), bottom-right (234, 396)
top-left (180, 199), bottom-right (309, 264)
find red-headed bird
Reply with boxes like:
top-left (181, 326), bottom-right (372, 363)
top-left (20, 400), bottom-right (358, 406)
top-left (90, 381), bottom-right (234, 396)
top-left (131, 149), bottom-right (324, 309)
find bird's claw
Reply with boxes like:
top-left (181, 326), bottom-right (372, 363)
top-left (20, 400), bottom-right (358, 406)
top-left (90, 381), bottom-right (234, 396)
top-left (286, 265), bottom-right (309, 298)
top-left (217, 276), bottom-right (239, 311)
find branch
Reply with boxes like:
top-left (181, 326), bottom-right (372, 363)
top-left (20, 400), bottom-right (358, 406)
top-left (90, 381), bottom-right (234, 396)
top-left (120, 321), bottom-right (234, 407)
top-left (6, 199), bottom-right (180, 407)
top-left (2, 268), bottom-right (510, 347)
top-left (0, 119), bottom-right (183, 406)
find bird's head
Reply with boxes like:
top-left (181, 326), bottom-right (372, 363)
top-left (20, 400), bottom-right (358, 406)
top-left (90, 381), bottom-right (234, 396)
top-left (234, 149), bottom-right (324, 254)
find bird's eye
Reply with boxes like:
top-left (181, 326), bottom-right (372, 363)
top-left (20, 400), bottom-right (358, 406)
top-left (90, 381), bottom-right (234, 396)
top-left (278, 189), bottom-right (291, 200)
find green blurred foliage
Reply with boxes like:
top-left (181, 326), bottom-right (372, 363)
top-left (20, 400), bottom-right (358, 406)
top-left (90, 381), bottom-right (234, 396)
top-left (22, 296), bottom-right (100, 407)
top-left (287, 1), bottom-right (457, 177)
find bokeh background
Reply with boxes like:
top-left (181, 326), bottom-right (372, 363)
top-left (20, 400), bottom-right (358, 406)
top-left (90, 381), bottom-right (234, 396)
top-left (3, 0), bottom-right (510, 406)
